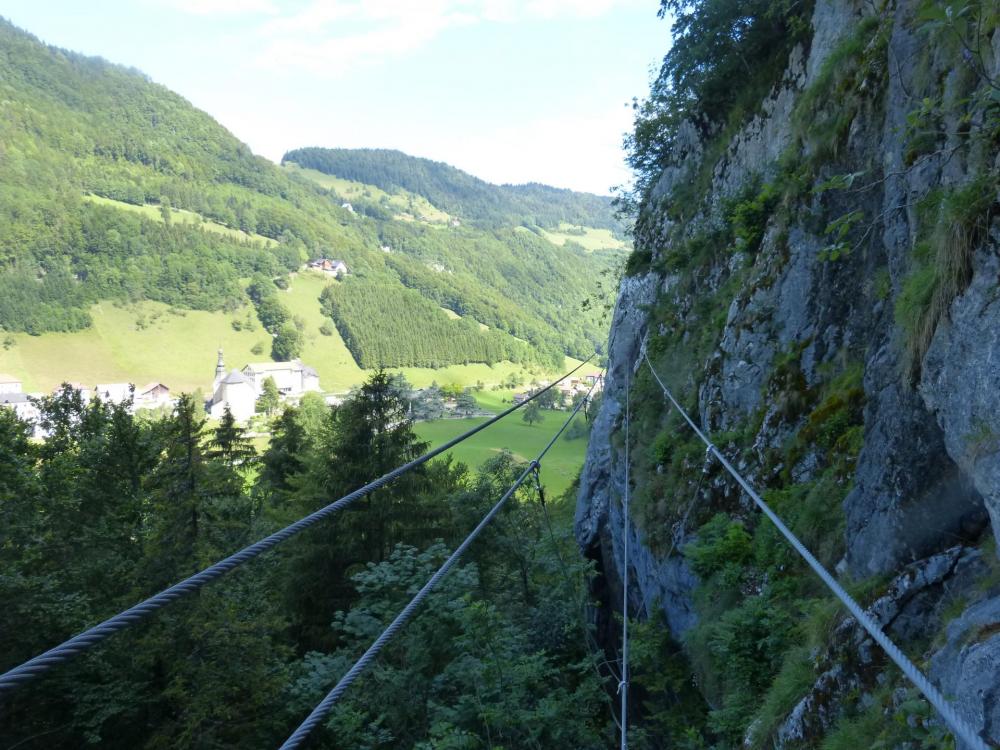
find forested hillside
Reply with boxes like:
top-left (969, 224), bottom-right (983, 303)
top-left (0, 18), bottom-right (621, 373)
top-left (282, 147), bottom-right (623, 232)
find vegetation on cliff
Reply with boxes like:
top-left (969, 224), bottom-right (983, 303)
top-left (611, 0), bottom-right (999, 747)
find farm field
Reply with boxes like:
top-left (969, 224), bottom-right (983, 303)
top-left (536, 222), bottom-right (628, 251)
top-left (414, 405), bottom-right (591, 498)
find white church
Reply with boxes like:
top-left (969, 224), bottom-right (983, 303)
top-left (208, 349), bottom-right (321, 422)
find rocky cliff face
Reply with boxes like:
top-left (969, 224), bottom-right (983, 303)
top-left (577, 0), bottom-right (1000, 745)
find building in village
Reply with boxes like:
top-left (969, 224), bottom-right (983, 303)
top-left (135, 382), bottom-right (172, 410)
top-left (308, 258), bottom-right (349, 277)
top-left (59, 383), bottom-right (93, 403)
top-left (0, 377), bottom-right (43, 437)
top-left (208, 349), bottom-right (321, 422)
top-left (0, 374), bottom-right (21, 395)
top-left (242, 361), bottom-right (320, 396)
top-left (208, 350), bottom-right (257, 422)
top-left (93, 382), bottom-right (173, 411)
top-left (94, 383), bottom-right (134, 406)
top-left (0, 392), bottom-right (40, 429)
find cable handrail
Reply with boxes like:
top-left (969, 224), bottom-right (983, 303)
top-left (279, 375), bottom-right (602, 749)
top-left (0, 356), bottom-right (594, 694)
top-left (644, 352), bottom-right (988, 750)
top-left (618, 367), bottom-right (631, 750)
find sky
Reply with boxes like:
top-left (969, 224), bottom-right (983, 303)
top-left (1, 0), bottom-right (670, 195)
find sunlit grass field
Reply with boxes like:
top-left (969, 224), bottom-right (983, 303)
top-left (414, 404), bottom-right (591, 497)
top-left (283, 163), bottom-right (451, 224)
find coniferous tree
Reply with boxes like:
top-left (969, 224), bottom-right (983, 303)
top-left (285, 369), bottom-right (439, 647)
top-left (208, 406), bottom-right (257, 467)
top-left (258, 406), bottom-right (308, 507)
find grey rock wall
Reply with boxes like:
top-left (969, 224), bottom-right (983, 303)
top-left (577, 0), bottom-right (1000, 743)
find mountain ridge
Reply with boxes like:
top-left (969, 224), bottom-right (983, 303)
top-left (282, 146), bottom-right (623, 232)
top-left (0, 17), bottom-right (622, 382)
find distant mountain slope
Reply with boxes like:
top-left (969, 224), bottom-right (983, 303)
top-left (0, 17), bottom-right (621, 376)
top-left (281, 147), bottom-right (623, 232)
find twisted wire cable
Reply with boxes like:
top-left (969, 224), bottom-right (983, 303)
top-left (279, 375), bottom-right (601, 749)
top-left (644, 352), bottom-right (989, 750)
top-left (0, 356), bottom-right (593, 694)
top-left (618, 368), bottom-right (633, 748)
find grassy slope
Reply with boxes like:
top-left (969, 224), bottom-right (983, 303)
top-left (539, 222), bottom-right (628, 251)
top-left (414, 405), bottom-right (591, 496)
top-left (283, 163), bottom-right (451, 224)
top-left (0, 301), bottom-right (260, 393)
top-left (82, 194), bottom-right (277, 245)
top-left (0, 264), bottom-right (600, 394)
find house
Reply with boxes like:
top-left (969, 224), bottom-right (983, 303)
top-left (0, 392), bottom-right (42, 433)
top-left (556, 381), bottom-right (576, 396)
top-left (94, 383), bottom-right (134, 406)
top-left (242, 360), bottom-right (320, 396)
top-left (135, 382), bottom-right (172, 410)
top-left (308, 258), bottom-right (349, 277)
top-left (0, 374), bottom-right (22, 395)
top-left (513, 393), bottom-right (529, 405)
top-left (341, 202), bottom-right (355, 213)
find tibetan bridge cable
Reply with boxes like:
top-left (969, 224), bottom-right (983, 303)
top-left (0, 356), bottom-right (594, 695)
top-left (618, 367), bottom-right (631, 750)
top-left (644, 351), bottom-right (989, 750)
top-left (279, 374), bottom-right (602, 750)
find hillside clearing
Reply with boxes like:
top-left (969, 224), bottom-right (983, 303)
top-left (535, 223), bottom-right (628, 251)
top-left (83, 194), bottom-right (278, 245)
top-left (283, 162), bottom-right (451, 224)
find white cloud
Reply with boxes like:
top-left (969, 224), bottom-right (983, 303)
top-left (257, 11), bottom-right (474, 72)
top-left (243, 0), bottom-right (639, 74)
top-left (156, 0), bottom-right (278, 16)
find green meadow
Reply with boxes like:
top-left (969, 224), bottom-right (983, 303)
top-left (537, 222), bottom-right (628, 252)
top-left (414, 404), bottom-right (591, 498)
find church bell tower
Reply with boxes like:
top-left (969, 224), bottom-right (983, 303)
top-left (213, 348), bottom-right (226, 391)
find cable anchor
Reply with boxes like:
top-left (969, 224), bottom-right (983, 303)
top-left (531, 462), bottom-right (546, 506)
top-left (702, 443), bottom-right (715, 474)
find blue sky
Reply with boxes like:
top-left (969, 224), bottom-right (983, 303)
top-left (2, 0), bottom-right (670, 194)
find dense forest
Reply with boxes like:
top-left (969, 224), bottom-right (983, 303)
top-left (0, 376), bottom-right (613, 748)
top-left (0, 18), bottom-right (621, 369)
top-left (319, 278), bottom-right (558, 370)
top-left (282, 147), bottom-right (623, 232)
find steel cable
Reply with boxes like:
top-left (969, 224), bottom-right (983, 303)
top-left (279, 375), bottom-right (601, 749)
top-left (644, 352), bottom-right (989, 750)
top-left (0, 356), bottom-right (593, 694)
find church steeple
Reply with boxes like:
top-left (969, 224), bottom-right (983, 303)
top-left (214, 348), bottom-right (226, 389)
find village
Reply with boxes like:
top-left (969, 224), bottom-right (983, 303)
top-left (0, 348), bottom-right (602, 438)
top-left (0, 349), bottom-right (332, 435)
